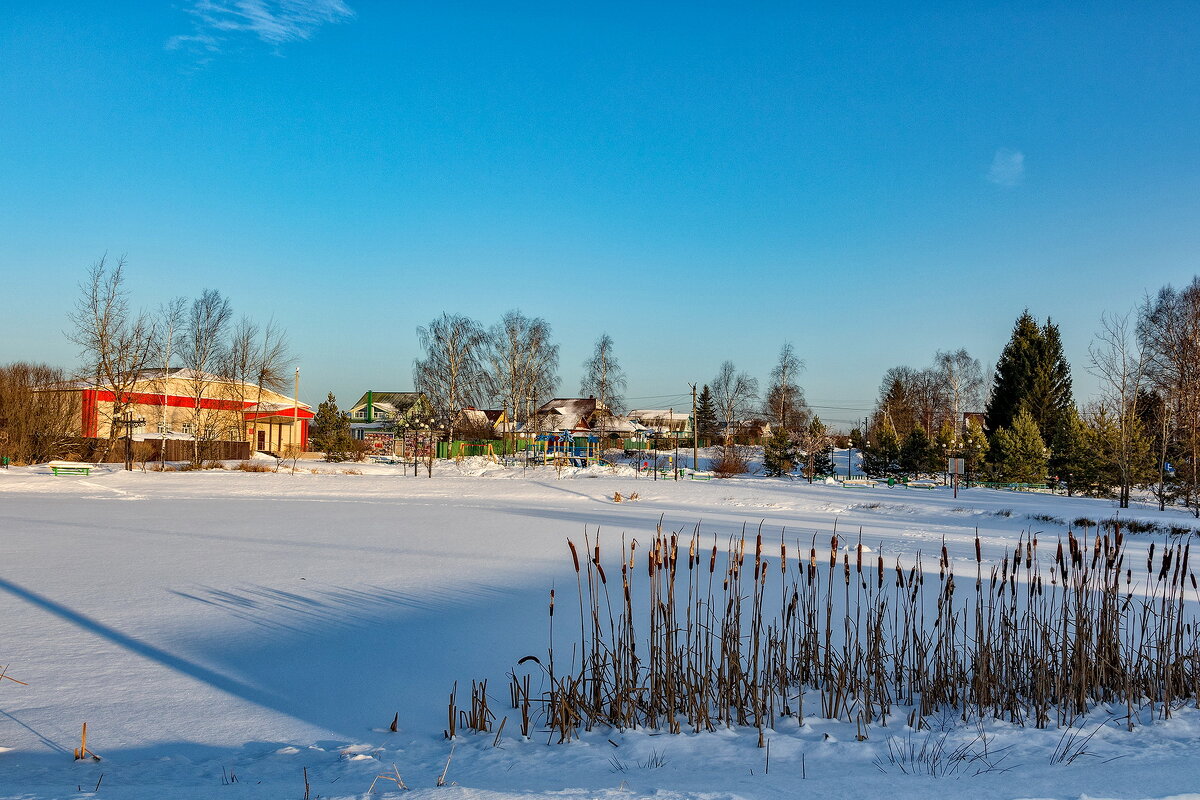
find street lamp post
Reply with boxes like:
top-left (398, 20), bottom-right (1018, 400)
top-left (118, 412), bottom-right (147, 471)
top-left (428, 413), bottom-right (452, 478)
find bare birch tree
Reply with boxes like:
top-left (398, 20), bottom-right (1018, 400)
top-left (250, 318), bottom-right (296, 452)
top-left (181, 289), bottom-right (233, 462)
top-left (67, 256), bottom-right (159, 457)
top-left (762, 342), bottom-right (808, 434)
top-left (222, 315), bottom-right (262, 446)
top-left (488, 311), bottom-right (559, 442)
top-left (711, 361), bottom-right (759, 444)
top-left (414, 313), bottom-right (490, 440)
top-left (934, 349), bottom-right (984, 438)
top-left (1089, 310), bottom-right (1149, 507)
top-left (1139, 280), bottom-right (1200, 514)
top-left (580, 332), bottom-right (627, 424)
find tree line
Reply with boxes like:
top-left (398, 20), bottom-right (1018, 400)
top-left (854, 277), bottom-right (1200, 515)
top-left (1, 256), bottom-right (295, 464)
top-left (7, 258), bottom-right (1200, 513)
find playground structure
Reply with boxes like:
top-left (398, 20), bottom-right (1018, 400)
top-left (446, 440), bottom-right (500, 464)
top-left (528, 432), bottom-right (605, 467)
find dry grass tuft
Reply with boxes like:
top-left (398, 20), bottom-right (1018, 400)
top-left (234, 461), bottom-right (273, 473)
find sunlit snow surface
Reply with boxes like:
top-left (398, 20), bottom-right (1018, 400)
top-left (2, 454), bottom-right (1200, 800)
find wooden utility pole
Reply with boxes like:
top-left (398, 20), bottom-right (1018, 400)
top-left (691, 383), bottom-right (698, 472)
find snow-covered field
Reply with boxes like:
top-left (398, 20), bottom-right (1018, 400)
top-left (3, 456), bottom-right (1200, 800)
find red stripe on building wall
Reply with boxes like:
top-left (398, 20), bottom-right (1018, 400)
top-left (90, 389), bottom-right (252, 411)
top-left (243, 408), bottom-right (315, 420)
top-left (81, 389), bottom-right (98, 437)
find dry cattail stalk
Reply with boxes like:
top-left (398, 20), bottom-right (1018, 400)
top-left (481, 523), bottom-right (1200, 744)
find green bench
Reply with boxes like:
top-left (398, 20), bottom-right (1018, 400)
top-left (51, 465), bottom-right (91, 477)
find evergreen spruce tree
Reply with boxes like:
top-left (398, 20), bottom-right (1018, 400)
top-left (935, 420), bottom-right (957, 456)
top-left (1089, 406), bottom-right (1123, 496)
top-left (1079, 405), bottom-right (1154, 501)
top-left (877, 375), bottom-right (918, 440)
top-left (862, 420), bottom-right (901, 477)
top-left (991, 409), bottom-right (1048, 483)
top-left (899, 424), bottom-right (937, 477)
top-left (985, 312), bottom-right (1041, 434)
top-left (961, 418), bottom-right (989, 484)
top-left (695, 385), bottom-right (719, 445)
top-left (806, 416), bottom-right (834, 477)
top-left (933, 421), bottom-right (956, 475)
top-left (762, 427), bottom-right (796, 477)
top-left (986, 311), bottom-right (1075, 448)
top-left (1029, 320), bottom-right (1074, 438)
top-left (1054, 407), bottom-right (1094, 496)
top-left (311, 392), bottom-right (354, 462)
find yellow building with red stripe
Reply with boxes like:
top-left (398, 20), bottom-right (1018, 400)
top-left (68, 368), bottom-right (313, 452)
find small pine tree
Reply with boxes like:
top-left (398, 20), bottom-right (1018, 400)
top-left (1070, 405), bottom-right (1155, 501)
top-left (934, 421), bottom-right (957, 463)
top-left (311, 392), bottom-right (354, 462)
top-left (991, 409), bottom-right (1048, 483)
top-left (1054, 407), bottom-right (1093, 495)
top-left (862, 420), bottom-right (901, 477)
top-left (695, 385), bottom-right (719, 445)
top-left (803, 416), bottom-right (834, 479)
top-left (961, 418), bottom-right (989, 483)
top-left (848, 427), bottom-right (865, 450)
top-left (762, 427), bottom-right (796, 477)
top-left (899, 424), bottom-right (937, 477)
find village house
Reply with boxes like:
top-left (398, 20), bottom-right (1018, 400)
top-left (346, 390), bottom-right (433, 424)
top-left (528, 397), bottom-right (643, 439)
top-left (53, 368), bottom-right (313, 453)
top-left (628, 409), bottom-right (692, 440)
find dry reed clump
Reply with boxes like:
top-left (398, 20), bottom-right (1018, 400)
top-left (500, 522), bottom-right (1200, 745)
top-left (234, 461), bottom-right (273, 473)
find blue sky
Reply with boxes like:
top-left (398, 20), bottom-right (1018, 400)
top-left (2, 1), bottom-right (1198, 427)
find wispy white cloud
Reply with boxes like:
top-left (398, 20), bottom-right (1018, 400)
top-left (987, 148), bottom-right (1025, 187)
top-left (168, 0), bottom-right (354, 54)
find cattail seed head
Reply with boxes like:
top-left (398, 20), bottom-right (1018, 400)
top-left (567, 539), bottom-right (580, 573)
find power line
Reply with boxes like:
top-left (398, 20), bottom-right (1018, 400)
top-left (624, 392), bottom-right (695, 402)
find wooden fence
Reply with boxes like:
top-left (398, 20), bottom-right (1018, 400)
top-left (77, 438), bottom-right (250, 463)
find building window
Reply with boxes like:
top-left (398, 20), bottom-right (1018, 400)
top-left (181, 423), bottom-right (195, 435)
top-left (354, 410), bottom-right (365, 419)
top-left (157, 423), bottom-right (169, 434)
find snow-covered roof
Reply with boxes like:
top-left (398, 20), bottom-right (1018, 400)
top-left (61, 368), bottom-right (309, 409)
top-left (589, 413), bottom-right (641, 434)
top-left (531, 398), bottom-right (600, 431)
top-left (628, 409), bottom-right (690, 422)
top-left (348, 392), bottom-right (427, 415)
